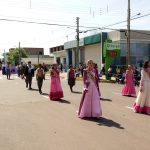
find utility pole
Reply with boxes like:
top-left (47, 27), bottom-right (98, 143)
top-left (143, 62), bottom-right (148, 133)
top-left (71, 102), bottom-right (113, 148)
top-left (126, 0), bottom-right (131, 66)
top-left (38, 51), bottom-right (43, 65)
top-left (100, 30), bottom-right (103, 70)
top-left (30, 0), bottom-right (32, 9)
top-left (4, 49), bottom-right (6, 63)
top-left (76, 17), bottom-right (80, 69)
top-left (38, 52), bottom-right (39, 65)
top-left (18, 42), bottom-right (21, 64)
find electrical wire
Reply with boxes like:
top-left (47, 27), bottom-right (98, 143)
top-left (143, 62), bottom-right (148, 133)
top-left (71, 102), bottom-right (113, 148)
top-left (0, 13), bottom-right (149, 31)
top-left (0, 10), bottom-right (149, 36)
top-left (79, 13), bottom-right (150, 33)
top-left (131, 30), bottom-right (150, 36)
top-left (0, 18), bottom-right (100, 28)
top-left (0, 14), bottom-right (72, 24)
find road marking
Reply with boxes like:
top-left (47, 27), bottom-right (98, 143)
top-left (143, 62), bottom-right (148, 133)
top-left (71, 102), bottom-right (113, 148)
top-left (125, 106), bottom-right (133, 110)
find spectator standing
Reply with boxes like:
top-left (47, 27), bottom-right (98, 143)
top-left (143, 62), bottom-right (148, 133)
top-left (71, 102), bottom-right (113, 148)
top-left (81, 64), bottom-right (86, 77)
top-left (108, 66), bottom-right (113, 79)
top-left (42, 63), bottom-right (47, 80)
top-left (2, 63), bottom-right (6, 75)
top-left (67, 65), bottom-right (76, 92)
top-left (36, 64), bottom-right (45, 94)
top-left (5, 62), bottom-right (11, 80)
top-left (24, 61), bottom-right (34, 90)
top-left (17, 65), bottom-right (21, 77)
top-left (60, 63), bottom-right (63, 73)
top-left (20, 62), bottom-right (26, 79)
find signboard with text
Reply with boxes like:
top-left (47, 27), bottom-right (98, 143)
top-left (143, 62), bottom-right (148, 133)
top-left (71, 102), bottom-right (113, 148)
top-left (104, 41), bottom-right (120, 57)
top-left (103, 39), bottom-right (121, 80)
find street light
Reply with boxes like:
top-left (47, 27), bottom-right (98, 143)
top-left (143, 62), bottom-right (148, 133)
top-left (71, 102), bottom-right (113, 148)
top-left (76, 17), bottom-right (79, 69)
top-left (18, 42), bottom-right (21, 64)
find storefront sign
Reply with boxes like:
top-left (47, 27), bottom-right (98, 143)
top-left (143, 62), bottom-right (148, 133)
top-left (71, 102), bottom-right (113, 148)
top-left (106, 43), bottom-right (120, 50)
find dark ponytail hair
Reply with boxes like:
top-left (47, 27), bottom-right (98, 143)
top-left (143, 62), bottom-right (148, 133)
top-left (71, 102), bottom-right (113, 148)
top-left (143, 60), bottom-right (150, 70)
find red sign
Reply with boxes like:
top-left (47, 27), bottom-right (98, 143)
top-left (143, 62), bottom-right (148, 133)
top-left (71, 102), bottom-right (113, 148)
top-left (107, 51), bottom-right (118, 56)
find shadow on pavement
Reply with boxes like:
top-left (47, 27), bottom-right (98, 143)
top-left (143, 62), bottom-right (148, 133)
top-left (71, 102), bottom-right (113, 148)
top-left (42, 93), bottom-right (49, 96)
top-left (123, 95), bottom-right (137, 98)
top-left (83, 117), bottom-right (124, 129)
top-left (29, 88), bottom-right (39, 91)
top-left (100, 98), bottom-right (112, 102)
top-left (72, 91), bottom-right (82, 94)
top-left (57, 99), bottom-right (71, 104)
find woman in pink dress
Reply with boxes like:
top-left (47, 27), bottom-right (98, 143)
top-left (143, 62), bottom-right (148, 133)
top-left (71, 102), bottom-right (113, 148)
top-left (49, 64), bottom-right (64, 100)
top-left (122, 65), bottom-right (136, 97)
top-left (133, 60), bottom-right (150, 114)
top-left (78, 60), bottom-right (102, 118)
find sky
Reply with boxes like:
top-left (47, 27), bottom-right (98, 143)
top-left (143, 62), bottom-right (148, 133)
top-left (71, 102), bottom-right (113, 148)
top-left (0, 0), bottom-right (150, 57)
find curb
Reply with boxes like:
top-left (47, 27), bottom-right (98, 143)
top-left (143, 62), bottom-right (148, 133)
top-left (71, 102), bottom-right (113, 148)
top-left (76, 77), bottom-right (116, 83)
top-left (49, 74), bottom-right (116, 83)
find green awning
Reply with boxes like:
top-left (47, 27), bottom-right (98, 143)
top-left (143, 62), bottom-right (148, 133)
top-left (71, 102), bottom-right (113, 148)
top-left (84, 34), bottom-right (101, 45)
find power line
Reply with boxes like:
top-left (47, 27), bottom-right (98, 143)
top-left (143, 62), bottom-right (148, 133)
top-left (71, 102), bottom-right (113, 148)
top-left (0, 14), bottom-right (72, 24)
top-left (0, 18), bottom-right (74, 27)
top-left (131, 30), bottom-right (150, 36)
top-left (79, 13), bottom-right (150, 33)
top-left (0, 18), bottom-right (99, 29)
top-left (0, 13), bottom-right (149, 35)
top-left (103, 13), bottom-right (150, 28)
top-left (0, 4), bottom-right (149, 29)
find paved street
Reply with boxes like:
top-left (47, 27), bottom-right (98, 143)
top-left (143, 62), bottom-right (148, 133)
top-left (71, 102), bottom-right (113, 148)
top-left (0, 72), bottom-right (150, 150)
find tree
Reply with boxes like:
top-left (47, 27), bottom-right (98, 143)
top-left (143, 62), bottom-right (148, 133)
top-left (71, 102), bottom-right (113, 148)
top-left (6, 48), bottom-right (27, 65)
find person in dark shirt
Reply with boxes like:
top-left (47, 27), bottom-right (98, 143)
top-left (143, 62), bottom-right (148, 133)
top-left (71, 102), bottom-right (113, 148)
top-left (24, 61), bottom-right (34, 90)
top-left (67, 65), bottom-right (76, 92)
top-left (36, 64), bottom-right (45, 94)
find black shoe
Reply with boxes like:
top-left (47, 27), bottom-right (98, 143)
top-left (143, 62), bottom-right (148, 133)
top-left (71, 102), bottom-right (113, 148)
top-left (39, 90), bottom-right (42, 94)
top-left (28, 87), bottom-right (32, 90)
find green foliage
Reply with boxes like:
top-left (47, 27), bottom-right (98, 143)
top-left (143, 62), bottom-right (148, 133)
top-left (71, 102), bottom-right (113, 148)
top-left (6, 48), bottom-right (27, 65)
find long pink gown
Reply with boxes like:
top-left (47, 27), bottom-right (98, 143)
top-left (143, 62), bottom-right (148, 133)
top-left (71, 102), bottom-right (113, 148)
top-left (49, 69), bottom-right (64, 100)
top-left (133, 70), bottom-right (150, 114)
top-left (78, 69), bottom-right (102, 118)
top-left (122, 70), bottom-right (136, 97)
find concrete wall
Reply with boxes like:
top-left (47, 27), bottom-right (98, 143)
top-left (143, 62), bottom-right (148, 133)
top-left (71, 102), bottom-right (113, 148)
top-left (21, 57), bottom-right (54, 65)
top-left (108, 30), bottom-right (150, 41)
top-left (107, 31), bottom-right (121, 41)
top-left (121, 30), bottom-right (150, 40)
top-left (84, 43), bottom-right (101, 70)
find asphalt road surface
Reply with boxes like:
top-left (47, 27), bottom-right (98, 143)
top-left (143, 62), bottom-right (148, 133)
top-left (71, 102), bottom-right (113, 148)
top-left (0, 73), bottom-right (149, 150)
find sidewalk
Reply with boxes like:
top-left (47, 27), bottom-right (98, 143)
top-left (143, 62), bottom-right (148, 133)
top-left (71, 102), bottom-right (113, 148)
top-left (60, 72), bottom-right (67, 79)
top-left (59, 72), bottom-right (116, 83)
